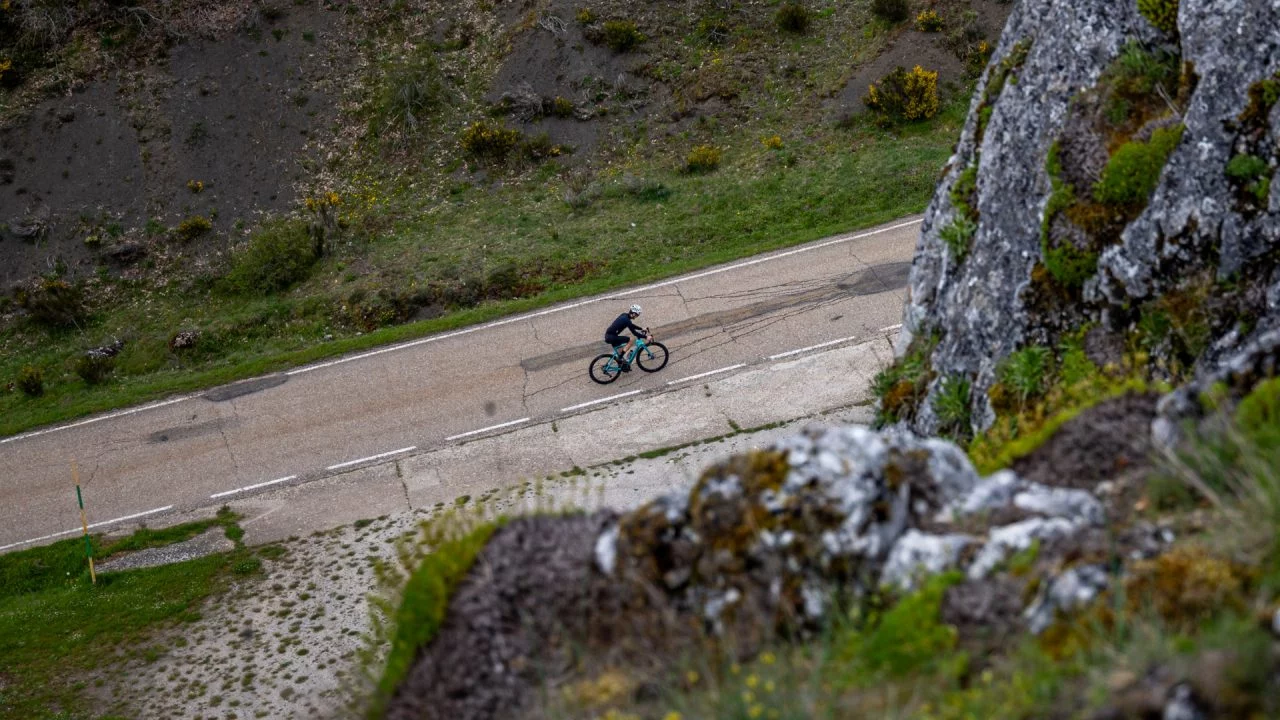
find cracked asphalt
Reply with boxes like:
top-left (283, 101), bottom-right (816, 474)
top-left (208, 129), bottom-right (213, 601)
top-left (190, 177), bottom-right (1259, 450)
top-left (0, 217), bottom-right (919, 551)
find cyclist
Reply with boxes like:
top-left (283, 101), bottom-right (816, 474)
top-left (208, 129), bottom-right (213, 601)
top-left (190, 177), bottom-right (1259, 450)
top-left (604, 304), bottom-right (649, 372)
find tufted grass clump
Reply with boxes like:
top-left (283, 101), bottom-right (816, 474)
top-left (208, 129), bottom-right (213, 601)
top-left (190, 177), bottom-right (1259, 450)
top-left (864, 65), bottom-right (940, 123)
top-left (460, 120), bottom-right (521, 160)
top-left (774, 2), bottom-right (810, 33)
top-left (939, 216), bottom-right (976, 262)
top-left (601, 20), bottom-right (644, 52)
top-left (871, 0), bottom-right (910, 23)
top-left (933, 375), bottom-right (972, 439)
top-left (873, 334), bottom-right (938, 426)
top-left (685, 144), bottom-right (722, 173)
top-left (1094, 124), bottom-right (1184, 206)
top-left (372, 52), bottom-right (447, 137)
top-left (1137, 0), bottom-right (1179, 36)
top-left (995, 345), bottom-right (1052, 410)
top-left (549, 96), bottom-right (575, 118)
top-left (224, 219), bottom-right (318, 295)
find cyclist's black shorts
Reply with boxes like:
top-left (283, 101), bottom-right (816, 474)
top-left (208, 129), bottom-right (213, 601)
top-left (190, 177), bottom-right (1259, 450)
top-left (604, 332), bottom-right (627, 349)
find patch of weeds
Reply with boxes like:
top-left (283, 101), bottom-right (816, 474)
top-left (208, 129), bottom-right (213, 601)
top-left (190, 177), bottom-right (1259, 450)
top-left (549, 96), bottom-right (574, 118)
top-left (995, 345), bottom-right (1052, 411)
top-left (1225, 153), bottom-right (1272, 206)
top-left (15, 277), bottom-right (87, 328)
top-left (950, 164), bottom-right (978, 219)
top-left (232, 554), bottom-right (263, 575)
top-left (370, 50), bottom-right (448, 140)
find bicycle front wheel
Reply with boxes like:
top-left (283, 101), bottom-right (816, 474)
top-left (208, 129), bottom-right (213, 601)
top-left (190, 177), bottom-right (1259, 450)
top-left (589, 354), bottom-right (622, 384)
top-left (636, 342), bottom-right (669, 372)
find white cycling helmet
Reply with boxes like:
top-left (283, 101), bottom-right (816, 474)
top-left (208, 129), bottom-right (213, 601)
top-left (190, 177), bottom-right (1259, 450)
top-left (629, 304), bottom-right (642, 315)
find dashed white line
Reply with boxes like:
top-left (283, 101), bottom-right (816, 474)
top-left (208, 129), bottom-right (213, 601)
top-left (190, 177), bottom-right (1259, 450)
top-left (879, 323), bottom-right (903, 333)
top-left (0, 504), bottom-right (175, 552)
top-left (445, 418), bottom-right (531, 442)
top-left (0, 396), bottom-right (193, 446)
top-left (325, 446), bottom-right (417, 471)
top-left (561, 390), bottom-right (644, 413)
top-left (767, 335), bottom-right (860, 361)
top-left (210, 475), bottom-right (298, 500)
top-left (667, 364), bottom-right (746, 386)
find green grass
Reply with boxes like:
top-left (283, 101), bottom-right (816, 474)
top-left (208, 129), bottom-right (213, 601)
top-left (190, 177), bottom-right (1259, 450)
top-left (0, 96), bottom-right (965, 438)
top-left (0, 514), bottom-right (253, 720)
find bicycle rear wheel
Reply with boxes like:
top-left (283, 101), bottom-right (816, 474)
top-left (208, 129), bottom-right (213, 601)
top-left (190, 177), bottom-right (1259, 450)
top-left (636, 342), bottom-right (669, 372)
top-left (589, 354), bottom-right (622, 384)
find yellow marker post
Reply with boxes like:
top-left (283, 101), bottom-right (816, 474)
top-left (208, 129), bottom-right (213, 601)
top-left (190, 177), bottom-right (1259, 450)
top-left (73, 462), bottom-right (96, 585)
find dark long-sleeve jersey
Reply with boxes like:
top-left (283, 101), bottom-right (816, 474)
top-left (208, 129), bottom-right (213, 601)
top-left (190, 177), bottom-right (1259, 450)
top-left (605, 313), bottom-right (645, 338)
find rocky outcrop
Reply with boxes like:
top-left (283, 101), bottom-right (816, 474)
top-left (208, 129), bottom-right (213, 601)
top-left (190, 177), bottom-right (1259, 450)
top-left (387, 422), bottom-right (1165, 719)
top-left (899, 0), bottom-right (1280, 436)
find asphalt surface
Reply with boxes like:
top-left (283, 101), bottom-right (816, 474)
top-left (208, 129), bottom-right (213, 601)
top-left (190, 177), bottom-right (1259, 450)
top-left (0, 216), bottom-right (920, 551)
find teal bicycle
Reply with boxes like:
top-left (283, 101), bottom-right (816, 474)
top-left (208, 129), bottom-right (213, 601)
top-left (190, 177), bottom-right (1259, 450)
top-left (589, 332), bottom-right (668, 384)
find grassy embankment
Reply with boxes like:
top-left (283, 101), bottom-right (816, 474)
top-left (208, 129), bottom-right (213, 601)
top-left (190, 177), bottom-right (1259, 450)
top-left (0, 510), bottom-right (271, 720)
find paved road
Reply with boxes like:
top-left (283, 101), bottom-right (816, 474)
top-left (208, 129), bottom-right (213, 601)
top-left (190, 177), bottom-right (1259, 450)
top-left (0, 217), bottom-right (920, 551)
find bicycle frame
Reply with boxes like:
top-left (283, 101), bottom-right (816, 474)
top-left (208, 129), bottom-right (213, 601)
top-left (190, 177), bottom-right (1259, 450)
top-left (606, 337), bottom-right (651, 371)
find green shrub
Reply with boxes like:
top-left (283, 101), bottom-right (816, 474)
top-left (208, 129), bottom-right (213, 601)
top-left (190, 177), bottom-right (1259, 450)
top-left (17, 278), bottom-right (87, 328)
top-left (871, 0), bottom-right (910, 23)
top-left (17, 365), bottom-right (43, 397)
top-left (175, 215), bottom-right (212, 242)
top-left (939, 216), bottom-right (976, 261)
top-left (934, 375), bottom-right (972, 438)
top-left (775, 2), bottom-right (810, 33)
top-left (1094, 125), bottom-right (1184, 206)
top-left (575, 7), bottom-right (595, 24)
top-left (224, 220), bottom-right (317, 294)
top-left (601, 20), bottom-right (643, 52)
top-left (74, 353), bottom-right (114, 386)
top-left (549, 96), bottom-right (575, 118)
top-left (999, 345), bottom-right (1052, 406)
top-left (864, 65), bottom-right (940, 123)
top-left (374, 52), bottom-right (447, 135)
top-left (697, 16), bottom-right (731, 44)
top-left (915, 10), bottom-right (944, 32)
top-left (460, 121), bottom-right (521, 160)
top-left (685, 144), bottom-right (722, 173)
top-left (1137, 0), bottom-right (1178, 35)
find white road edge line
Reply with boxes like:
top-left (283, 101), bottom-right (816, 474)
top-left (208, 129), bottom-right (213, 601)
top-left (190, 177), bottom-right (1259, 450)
top-left (561, 390), bottom-right (643, 413)
top-left (0, 504), bottom-right (175, 552)
top-left (767, 335), bottom-right (860, 361)
top-left (210, 475), bottom-right (298, 500)
top-left (0, 396), bottom-right (193, 446)
top-left (286, 218), bottom-right (922, 376)
top-left (667, 364), bottom-right (746, 386)
top-left (445, 418), bottom-right (531, 442)
top-left (879, 323), bottom-right (903, 333)
top-left (325, 446), bottom-right (417, 471)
